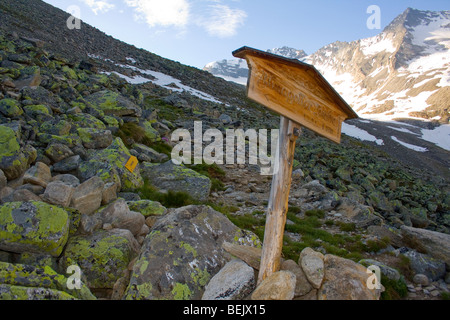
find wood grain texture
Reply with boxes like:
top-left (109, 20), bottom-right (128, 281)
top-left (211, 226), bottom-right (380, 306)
top-left (233, 46), bottom-right (358, 144)
top-left (258, 116), bottom-right (301, 284)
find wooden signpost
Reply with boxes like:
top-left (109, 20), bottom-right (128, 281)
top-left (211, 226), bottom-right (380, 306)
top-left (232, 47), bottom-right (358, 284)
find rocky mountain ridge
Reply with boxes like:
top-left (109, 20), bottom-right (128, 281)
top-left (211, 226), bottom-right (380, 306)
top-left (204, 8), bottom-right (450, 124)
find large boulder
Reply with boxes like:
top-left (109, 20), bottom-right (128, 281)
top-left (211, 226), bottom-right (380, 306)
top-left (400, 226), bottom-right (450, 268)
top-left (0, 125), bottom-right (37, 181)
top-left (141, 161), bottom-right (211, 201)
top-left (0, 201), bottom-right (70, 257)
top-left (77, 128), bottom-right (113, 149)
top-left (0, 98), bottom-right (23, 118)
top-left (97, 199), bottom-right (145, 236)
top-left (59, 229), bottom-right (140, 292)
top-left (403, 250), bottom-right (446, 281)
top-left (318, 254), bottom-right (382, 300)
top-left (84, 90), bottom-right (142, 117)
top-left (336, 197), bottom-right (383, 228)
top-left (77, 138), bottom-right (143, 191)
top-left (0, 261), bottom-right (95, 300)
top-left (124, 205), bottom-right (261, 300)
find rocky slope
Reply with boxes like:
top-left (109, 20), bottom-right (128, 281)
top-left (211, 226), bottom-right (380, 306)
top-left (0, 0), bottom-right (449, 301)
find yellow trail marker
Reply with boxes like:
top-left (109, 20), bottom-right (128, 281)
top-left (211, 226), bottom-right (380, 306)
top-left (125, 155), bottom-right (138, 173)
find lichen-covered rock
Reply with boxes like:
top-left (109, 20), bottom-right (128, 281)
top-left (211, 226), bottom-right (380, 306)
top-left (13, 66), bottom-right (41, 89)
top-left (84, 90), bottom-right (142, 117)
top-left (0, 284), bottom-right (76, 300)
top-left (0, 125), bottom-right (37, 180)
top-left (77, 127), bottom-right (113, 149)
top-left (77, 138), bottom-right (143, 192)
top-left (59, 229), bottom-right (140, 291)
top-left (40, 119), bottom-right (72, 136)
top-left (0, 201), bottom-right (70, 257)
top-left (140, 120), bottom-right (161, 143)
top-left (127, 199), bottom-right (167, 218)
top-left (44, 143), bottom-right (74, 163)
top-left (0, 261), bottom-right (95, 300)
top-left (124, 205), bottom-right (261, 300)
top-left (0, 98), bottom-right (23, 117)
top-left (141, 161), bottom-right (211, 201)
top-left (68, 113), bottom-right (106, 130)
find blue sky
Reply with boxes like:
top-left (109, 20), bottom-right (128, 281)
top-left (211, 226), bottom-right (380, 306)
top-left (43, 0), bottom-right (449, 69)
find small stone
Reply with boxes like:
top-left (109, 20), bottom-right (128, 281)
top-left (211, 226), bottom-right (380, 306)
top-left (45, 143), bottom-right (74, 163)
top-left (42, 180), bottom-right (74, 207)
top-left (71, 176), bottom-right (104, 215)
top-left (23, 162), bottom-right (52, 188)
top-left (77, 128), bottom-right (113, 149)
top-left (52, 155), bottom-right (81, 173)
top-left (51, 174), bottom-right (80, 188)
top-left (430, 290), bottom-right (440, 297)
top-left (12, 189), bottom-right (41, 202)
top-left (202, 259), bottom-right (255, 300)
top-left (251, 271), bottom-right (296, 300)
top-left (102, 181), bottom-right (119, 206)
top-left (413, 274), bottom-right (429, 286)
top-left (281, 259), bottom-right (313, 297)
top-left (299, 247), bottom-right (324, 289)
top-left (0, 169), bottom-right (7, 191)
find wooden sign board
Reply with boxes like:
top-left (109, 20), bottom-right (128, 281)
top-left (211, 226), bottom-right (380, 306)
top-left (232, 47), bottom-right (358, 143)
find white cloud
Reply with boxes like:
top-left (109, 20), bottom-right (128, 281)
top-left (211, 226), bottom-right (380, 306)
top-left (80, 0), bottom-right (115, 15)
top-left (124, 0), bottom-right (190, 28)
top-left (197, 4), bottom-right (247, 38)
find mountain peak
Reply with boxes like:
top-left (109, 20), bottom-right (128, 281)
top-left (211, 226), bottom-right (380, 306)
top-left (266, 46), bottom-right (308, 60)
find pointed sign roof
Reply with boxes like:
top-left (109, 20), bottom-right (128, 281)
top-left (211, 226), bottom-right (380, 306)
top-left (233, 46), bottom-right (358, 143)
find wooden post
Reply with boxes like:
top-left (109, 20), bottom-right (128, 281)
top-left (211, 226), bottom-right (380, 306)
top-left (258, 116), bottom-right (301, 284)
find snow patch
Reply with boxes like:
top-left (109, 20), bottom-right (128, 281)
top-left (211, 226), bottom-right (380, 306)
top-left (360, 34), bottom-right (396, 56)
top-left (342, 123), bottom-right (384, 145)
top-left (391, 136), bottom-right (428, 152)
top-left (420, 124), bottom-right (450, 151)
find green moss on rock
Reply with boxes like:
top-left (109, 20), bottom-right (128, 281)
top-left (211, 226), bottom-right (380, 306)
top-left (59, 230), bottom-right (139, 290)
top-left (0, 98), bottom-right (23, 117)
top-left (0, 201), bottom-right (70, 257)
